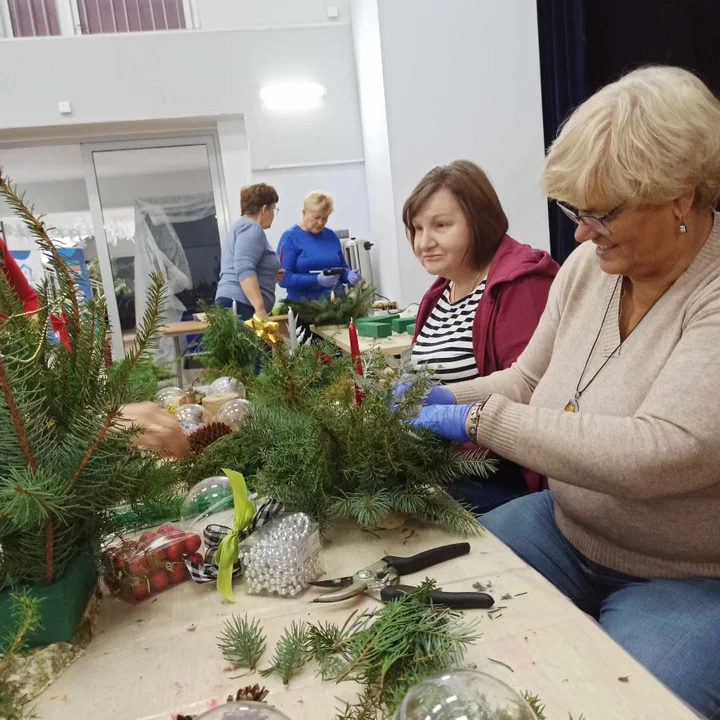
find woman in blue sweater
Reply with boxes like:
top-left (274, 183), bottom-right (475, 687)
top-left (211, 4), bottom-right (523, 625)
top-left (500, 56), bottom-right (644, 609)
top-left (216, 183), bottom-right (279, 321)
top-left (278, 191), bottom-right (361, 301)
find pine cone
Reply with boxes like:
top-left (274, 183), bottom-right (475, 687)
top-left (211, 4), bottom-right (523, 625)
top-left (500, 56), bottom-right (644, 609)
top-left (188, 422), bottom-right (232, 455)
top-left (228, 684), bottom-right (269, 703)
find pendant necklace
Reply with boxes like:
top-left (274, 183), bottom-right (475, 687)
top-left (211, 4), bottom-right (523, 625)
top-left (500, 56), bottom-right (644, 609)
top-left (564, 275), bottom-right (670, 412)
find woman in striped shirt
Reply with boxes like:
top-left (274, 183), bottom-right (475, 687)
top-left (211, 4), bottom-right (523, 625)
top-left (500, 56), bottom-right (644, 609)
top-left (405, 160), bottom-right (558, 512)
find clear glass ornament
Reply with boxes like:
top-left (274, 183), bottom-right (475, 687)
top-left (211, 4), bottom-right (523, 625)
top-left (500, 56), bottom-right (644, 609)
top-left (394, 670), bottom-right (535, 720)
top-left (209, 376), bottom-right (246, 398)
top-left (155, 386), bottom-right (185, 409)
top-left (176, 403), bottom-right (209, 425)
top-left (181, 475), bottom-right (234, 526)
top-left (195, 701), bottom-right (293, 719)
top-left (217, 398), bottom-right (254, 430)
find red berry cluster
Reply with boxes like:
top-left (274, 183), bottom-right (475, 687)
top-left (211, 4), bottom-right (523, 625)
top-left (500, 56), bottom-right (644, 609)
top-left (103, 524), bottom-right (203, 604)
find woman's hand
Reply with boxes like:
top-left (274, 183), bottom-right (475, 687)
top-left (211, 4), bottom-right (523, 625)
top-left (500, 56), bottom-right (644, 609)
top-left (346, 270), bottom-right (361, 286)
top-left (318, 273), bottom-right (338, 288)
top-left (118, 402), bottom-right (188, 458)
top-left (409, 403), bottom-right (476, 443)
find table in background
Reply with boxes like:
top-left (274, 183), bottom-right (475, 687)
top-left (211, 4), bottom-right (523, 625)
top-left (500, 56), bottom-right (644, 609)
top-left (34, 523), bottom-right (697, 720)
top-left (313, 324), bottom-right (413, 358)
top-left (160, 315), bottom-right (288, 388)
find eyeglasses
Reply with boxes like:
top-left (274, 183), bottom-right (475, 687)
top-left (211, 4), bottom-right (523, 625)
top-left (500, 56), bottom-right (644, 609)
top-left (273, 207), bottom-right (280, 216)
top-left (557, 201), bottom-right (622, 236)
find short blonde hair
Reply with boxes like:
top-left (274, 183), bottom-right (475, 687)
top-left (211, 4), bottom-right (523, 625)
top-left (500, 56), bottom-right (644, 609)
top-left (542, 66), bottom-right (720, 211)
top-left (303, 191), bottom-right (334, 217)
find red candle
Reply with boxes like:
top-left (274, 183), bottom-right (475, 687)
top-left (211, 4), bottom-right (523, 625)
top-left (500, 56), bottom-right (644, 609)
top-left (348, 320), bottom-right (364, 405)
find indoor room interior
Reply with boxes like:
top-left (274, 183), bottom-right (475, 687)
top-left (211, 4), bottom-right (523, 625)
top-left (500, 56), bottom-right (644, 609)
top-left (0, 2), bottom-right (718, 719)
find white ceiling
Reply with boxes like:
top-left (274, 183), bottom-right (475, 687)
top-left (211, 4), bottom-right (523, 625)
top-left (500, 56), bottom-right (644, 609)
top-left (0, 143), bottom-right (211, 184)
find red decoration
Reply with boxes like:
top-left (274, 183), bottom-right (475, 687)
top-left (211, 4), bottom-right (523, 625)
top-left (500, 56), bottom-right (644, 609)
top-left (348, 320), bottom-right (364, 405)
top-left (184, 533), bottom-right (202, 555)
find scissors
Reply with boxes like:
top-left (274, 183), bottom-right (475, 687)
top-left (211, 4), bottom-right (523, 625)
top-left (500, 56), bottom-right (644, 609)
top-left (310, 542), bottom-right (495, 609)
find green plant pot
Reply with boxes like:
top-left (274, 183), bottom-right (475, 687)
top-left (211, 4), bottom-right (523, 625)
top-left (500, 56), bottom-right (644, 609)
top-left (0, 551), bottom-right (98, 649)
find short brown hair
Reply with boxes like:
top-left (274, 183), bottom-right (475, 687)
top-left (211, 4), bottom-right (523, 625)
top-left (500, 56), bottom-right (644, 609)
top-left (240, 183), bottom-right (279, 216)
top-left (402, 160), bottom-right (508, 268)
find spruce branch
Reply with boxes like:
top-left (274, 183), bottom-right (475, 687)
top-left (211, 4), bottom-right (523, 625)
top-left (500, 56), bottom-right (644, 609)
top-left (523, 692), bottom-right (547, 720)
top-left (63, 407), bottom-right (122, 493)
top-left (107, 272), bottom-right (166, 395)
top-left (0, 169), bottom-right (80, 339)
top-left (0, 355), bottom-right (36, 472)
top-left (260, 621), bottom-right (310, 684)
top-left (218, 614), bottom-right (266, 671)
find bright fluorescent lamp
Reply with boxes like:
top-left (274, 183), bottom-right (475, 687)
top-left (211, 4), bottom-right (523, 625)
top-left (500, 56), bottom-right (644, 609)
top-left (260, 82), bottom-right (326, 111)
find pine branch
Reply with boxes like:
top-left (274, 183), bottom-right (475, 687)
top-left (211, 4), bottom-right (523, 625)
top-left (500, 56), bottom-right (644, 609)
top-left (0, 355), bottom-right (36, 472)
top-left (523, 693), bottom-right (547, 720)
top-left (286, 281), bottom-right (375, 326)
top-left (63, 407), bottom-right (122, 493)
top-left (107, 272), bottom-right (165, 395)
top-left (0, 170), bottom-right (80, 339)
top-left (260, 621), bottom-right (310, 684)
top-left (0, 591), bottom-right (40, 720)
top-left (218, 615), bottom-right (266, 671)
top-left (303, 582), bottom-right (480, 719)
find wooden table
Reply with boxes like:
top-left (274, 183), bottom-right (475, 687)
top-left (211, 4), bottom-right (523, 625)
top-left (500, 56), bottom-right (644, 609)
top-left (159, 320), bottom-right (208, 389)
top-left (313, 324), bottom-right (413, 357)
top-left (160, 316), bottom-right (289, 388)
top-left (34, 524), bottom-right (697, 720)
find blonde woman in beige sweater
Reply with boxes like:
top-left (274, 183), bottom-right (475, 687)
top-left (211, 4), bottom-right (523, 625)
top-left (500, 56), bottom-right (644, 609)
top-left (411, 66), bottom-right (720, 718)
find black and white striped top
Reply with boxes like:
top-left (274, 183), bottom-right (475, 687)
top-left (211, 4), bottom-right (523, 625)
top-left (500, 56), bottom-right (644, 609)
top-left (412, 281), bottom-right (485, 384)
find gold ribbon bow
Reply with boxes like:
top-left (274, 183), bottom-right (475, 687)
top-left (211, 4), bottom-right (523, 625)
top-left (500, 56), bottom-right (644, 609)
top-left (214, 468), bottom-right (255, 602)
top-left (244, 315), bottom-right (283, 345)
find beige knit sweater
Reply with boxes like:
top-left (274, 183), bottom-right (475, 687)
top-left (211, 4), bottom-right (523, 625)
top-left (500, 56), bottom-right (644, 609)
top-left (451, 212), bottom-right (720, 579)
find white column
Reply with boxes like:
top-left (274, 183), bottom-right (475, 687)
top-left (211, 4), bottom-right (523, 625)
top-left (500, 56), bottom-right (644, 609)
top-left (216, 118), bottom-right (252, 221)
top-left (351, 0), bottom-right (550, 307)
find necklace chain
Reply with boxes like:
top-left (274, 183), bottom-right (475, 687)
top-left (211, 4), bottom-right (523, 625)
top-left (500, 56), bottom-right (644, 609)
top-left (450, 271), bottom-right (486, 304)
top-left (564, 275), bottom-right (671, 412)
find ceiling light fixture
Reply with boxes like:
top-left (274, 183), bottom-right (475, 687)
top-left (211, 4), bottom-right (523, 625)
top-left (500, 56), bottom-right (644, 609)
top-left (260, 82), bottom-right (326, 111)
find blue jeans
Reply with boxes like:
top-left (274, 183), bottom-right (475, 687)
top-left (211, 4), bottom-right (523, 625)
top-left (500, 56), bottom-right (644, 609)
top-left (483, 492), bottom-right (720, 719)
top-left (216, 297), bottom-right (255, 320)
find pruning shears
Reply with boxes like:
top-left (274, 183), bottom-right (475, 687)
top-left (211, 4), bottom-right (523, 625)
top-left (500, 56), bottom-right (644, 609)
top-left (310, 542), bottom-right (495, 609)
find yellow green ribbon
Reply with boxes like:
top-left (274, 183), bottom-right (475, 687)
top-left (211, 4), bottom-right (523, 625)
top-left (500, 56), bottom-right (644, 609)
top-left (214, 468), bottom-right (255, 602)
top-left (244, 315), bottom-right (283, 345)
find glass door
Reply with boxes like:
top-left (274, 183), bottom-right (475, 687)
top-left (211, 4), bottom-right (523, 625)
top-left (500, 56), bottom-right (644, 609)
top-left (83, 136), bottom-right (227, 362)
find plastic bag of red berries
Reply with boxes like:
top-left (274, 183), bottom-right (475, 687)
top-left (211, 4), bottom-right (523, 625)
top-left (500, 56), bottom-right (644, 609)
top-left (102, 523), bottom-right (203, 604)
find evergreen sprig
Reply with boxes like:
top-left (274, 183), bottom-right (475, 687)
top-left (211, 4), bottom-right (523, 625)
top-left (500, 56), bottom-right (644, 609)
top-left (218, 614), bottom-right (266, 671)
top-left (196, 302), bottom-right (264, 383)
top-left (308, 581), bottom-right (480, 719)
top-left (259, 621), bottom-right (310, 684)
top-left (0, 176), bottom-right (176, 588)
top-left (184, 341), bottom-right (491, 535)
top-left (0, 591), bottom-right (41, 720)
top-left (285, 280), bottom-right (375, 326)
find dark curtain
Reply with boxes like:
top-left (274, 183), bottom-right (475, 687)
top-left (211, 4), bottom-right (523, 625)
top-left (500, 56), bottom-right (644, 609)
top-left (536, 0), bottom-right (720, 264)
top-left (536, 0), bottom-right (589, 264)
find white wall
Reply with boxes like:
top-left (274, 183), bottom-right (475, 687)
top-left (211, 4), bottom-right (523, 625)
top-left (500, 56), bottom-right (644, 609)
top-left (381, 0), bottom-right (549, 303)
top-left (351, 0), bottom-right (549, 307)
top-left (198, 0), bottom-right (352, 28)
top-left (350, 0), bottom-right (400, 301)
top-left (0, 24), bottom-right (363, 171)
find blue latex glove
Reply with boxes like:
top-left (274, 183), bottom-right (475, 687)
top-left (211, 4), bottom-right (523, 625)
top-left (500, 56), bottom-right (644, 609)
top-left (410, 404), bottom-right (475, 443)
top-left (392, 380), bottom-right (456, 408)
top-left (346, 269), bottom-right (361, 286)
top-left (317, 272), bottom-right (338, 288)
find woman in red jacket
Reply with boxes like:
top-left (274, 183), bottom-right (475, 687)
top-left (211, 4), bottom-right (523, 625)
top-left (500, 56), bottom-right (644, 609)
top-left (404, 160), bottom-right (558, 512)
